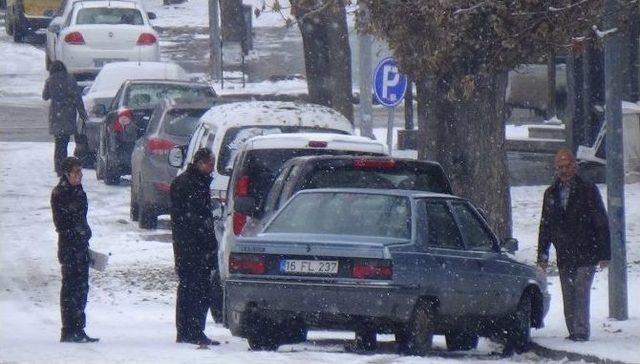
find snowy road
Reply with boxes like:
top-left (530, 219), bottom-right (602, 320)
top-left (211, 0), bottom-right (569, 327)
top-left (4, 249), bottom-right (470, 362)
top-left (1, 142), bottom-right (638, 363)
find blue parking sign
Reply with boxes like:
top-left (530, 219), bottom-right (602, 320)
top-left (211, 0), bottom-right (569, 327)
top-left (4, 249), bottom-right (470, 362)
top-left (373, 57), bottom-right (408, 107)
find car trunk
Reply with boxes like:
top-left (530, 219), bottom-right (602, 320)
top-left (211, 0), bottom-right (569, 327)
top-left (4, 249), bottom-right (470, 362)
top-left (74, 25), bottom-right (144, 50)
top-left (232, 234), bottom-right (401, 282)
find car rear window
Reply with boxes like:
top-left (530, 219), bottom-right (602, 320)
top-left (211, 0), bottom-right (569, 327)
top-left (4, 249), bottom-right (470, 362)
top-left (218, 126), bottom-right (349, 175)
top-left (266, 192), bottom-right (412, 239)
top-left (163, 109), bottom-right (208, 137)
top-left (76, 8), bottom-right (144, 25)
top-left (241, 149), bottom-right (378, 216)
top-left (125, 85), bottom-right (215, 109)
top-left (301, 165), bottom-right (450, 193)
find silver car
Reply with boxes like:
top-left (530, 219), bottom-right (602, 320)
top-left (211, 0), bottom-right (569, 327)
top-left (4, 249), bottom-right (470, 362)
top-left (130, 98), bottom-right (215, 229)
top-left (225, 189), bottom-right (550, 355)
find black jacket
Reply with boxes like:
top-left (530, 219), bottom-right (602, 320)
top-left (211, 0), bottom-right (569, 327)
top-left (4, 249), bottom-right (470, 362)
top-left (537, 175), bottom-right (610, 268)
top-left (51, 177), bottom-right (92, 265)
top-left (170, 165), bottom-right (217, 273)
top-left (42, 70), bottom-right (87, 136)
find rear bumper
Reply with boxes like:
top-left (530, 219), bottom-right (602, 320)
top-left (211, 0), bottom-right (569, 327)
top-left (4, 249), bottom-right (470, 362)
top-left (225, 278), bottom-right (418, 335)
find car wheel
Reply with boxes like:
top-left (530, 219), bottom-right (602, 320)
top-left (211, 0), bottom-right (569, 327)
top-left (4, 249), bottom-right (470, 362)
top-left (138, 203), bottom-right (158, 229)
top-left (445, 331), bottom-right (479, 351)
top-left (354, 328), bottom-right (377, 351)
top-left (13, 23), bottom-right (23, 42)
top-left (101, 134), bottom-right (119, 185)
top-left (245, 315), bottom-right (280, 351)
top-left (503, 293), bottom-right (532, 354)
top-left (130, 183), bottom-right (139, 222)
top-left (96, 144), bottom-right (105, 180)
top-left (397, 300), bottom-right (434, 356)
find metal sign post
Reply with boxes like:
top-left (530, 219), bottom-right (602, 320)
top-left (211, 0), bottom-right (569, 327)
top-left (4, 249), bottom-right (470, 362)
top-left (373, 57), bottom-right (408, 155)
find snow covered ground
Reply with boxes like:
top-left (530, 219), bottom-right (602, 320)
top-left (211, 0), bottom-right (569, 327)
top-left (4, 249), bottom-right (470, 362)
top-left (0, 141), bottom-right (638, 363)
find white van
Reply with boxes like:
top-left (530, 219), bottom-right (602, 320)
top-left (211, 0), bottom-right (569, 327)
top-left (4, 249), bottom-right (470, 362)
top-left (168, 101), bottom-right (355, 238)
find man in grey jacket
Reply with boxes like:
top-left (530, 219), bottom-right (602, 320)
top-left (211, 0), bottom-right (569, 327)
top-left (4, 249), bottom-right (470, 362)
top-left (43, 61), bottom-right (88, 176)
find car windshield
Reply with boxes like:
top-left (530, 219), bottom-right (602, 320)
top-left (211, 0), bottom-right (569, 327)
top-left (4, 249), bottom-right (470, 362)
top-left (266, 192), bottom-right (412, 240)
top-left (124, 85), bottom-right (215, 108)
top-left (302, 166), bottom-right (450, 193)
top-left (163, 109), bottom-right (207, 137)
top-left (76, 8), bottom-right (144, 25)
top-left (217, 126), bottom-right (348, 175)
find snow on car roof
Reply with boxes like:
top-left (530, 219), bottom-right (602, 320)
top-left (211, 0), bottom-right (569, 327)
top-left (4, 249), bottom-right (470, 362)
top-left (88, 62), bottom-right (188, 96)
top-left (295, 188), bottom-right (458, 200)
top-left (245, 133), bottom-right (387, 152)
top-left (199, 101), bottom-right (353, 132)
top-left (74, 0), bottom-right (139, 9)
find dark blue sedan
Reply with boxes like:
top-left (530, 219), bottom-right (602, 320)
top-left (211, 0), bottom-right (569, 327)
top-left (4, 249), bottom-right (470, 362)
top-left (224, 189), bottom-right (549, 355)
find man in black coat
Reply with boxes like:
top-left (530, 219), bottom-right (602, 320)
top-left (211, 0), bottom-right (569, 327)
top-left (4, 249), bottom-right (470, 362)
top-left (51, 157), bottom-right (99, 343)
top-left (170, 148), bottom-right (220, 346)
top-left (43, 61), bottom-right (89, 176)
top-left (537, 148), bottom-right (610, 342)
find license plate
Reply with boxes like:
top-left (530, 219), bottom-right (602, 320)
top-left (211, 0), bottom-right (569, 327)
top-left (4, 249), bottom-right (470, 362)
top-left (280, 259), bottom-right (338, 274)
top-left (94, 58), bottom-right (127, 67)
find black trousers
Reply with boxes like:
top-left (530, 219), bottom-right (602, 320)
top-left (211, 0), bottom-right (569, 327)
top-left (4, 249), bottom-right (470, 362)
top-left (60, 262), bottom-right (89, 334)
top-left (54, 134), bottom-right (71, 175)
top-left (176, 267), bottom-right (213, 341)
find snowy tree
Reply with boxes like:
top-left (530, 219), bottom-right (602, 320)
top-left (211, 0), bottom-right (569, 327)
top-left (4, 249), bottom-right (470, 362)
top-left (362, 0), bottom-right (636, 237)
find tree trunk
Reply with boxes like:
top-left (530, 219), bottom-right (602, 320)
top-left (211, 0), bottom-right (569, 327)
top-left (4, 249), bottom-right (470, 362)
top-left (293, 0), bottom-right (354, 122)
top-left (417, 74), bottom-right (512, 238)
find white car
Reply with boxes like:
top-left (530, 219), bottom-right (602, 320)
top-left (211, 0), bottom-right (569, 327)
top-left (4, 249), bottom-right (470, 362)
top-left (168, 101), bottom-right (356, 241)
top-left (45, 0), bottom-right (159, 79)
top-left (82, 61), bottom-right (189, 158)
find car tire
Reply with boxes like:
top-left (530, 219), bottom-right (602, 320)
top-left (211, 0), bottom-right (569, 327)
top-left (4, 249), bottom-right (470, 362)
top-left (99, 131), bottom-right (120, 185)
top-left (445, 331), bottom-right (479, 351)
top-left (96, 152), bottom-right (104, 180)
top-left (245, 315), bottom-right (280, 351)
top-left (503, 293), bottom-right (532, 354)
top-left (354, 328), bottom-right (377, 351)
top-left (138, 203), bottom-right (158, 229)
top-left (13, 23), bottom-right (23, 43)
top-left (130, 184), bottom-right (139, 222)
top-left (397, 300), bottom-right (435, 356)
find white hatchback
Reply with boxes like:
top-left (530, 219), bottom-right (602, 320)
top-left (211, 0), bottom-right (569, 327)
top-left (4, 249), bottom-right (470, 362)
top-left (46, 0), bottom-right (159, 79)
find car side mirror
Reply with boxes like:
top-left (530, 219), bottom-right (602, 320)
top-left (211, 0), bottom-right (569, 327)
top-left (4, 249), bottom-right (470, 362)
top-left (44, 9), bottom-right (55, 17)
top-left (147, 12), bottom-right (157, 20)
top-left (501, 238), bottom-right (519, 253)
top-left (48, 23), bottom-right (61, 33)
top-left (92, 104), bottom-right (107, 117)
top-left (168, 146), bottom-right (186, 168)
top-left (235, 196), bottom-right (258, 217)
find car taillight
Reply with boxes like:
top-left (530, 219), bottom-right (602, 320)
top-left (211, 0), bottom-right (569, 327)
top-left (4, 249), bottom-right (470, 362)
top-left (152, 182), bottom-right (171, 193)
top-left (229, 253), bottom-right (266, 275)
top-left (232, 175), bottom-right (250, 235)
top-left (232, 211), bottom-right (247, 235)
top-left (113, 108), bottom-right (133, 133)
top-left (146, 138), bottom-right (175, 155)
top-left (352, 159), bottom-right (396, 169)
top-left (64, 32), bottom-right (85, 45)
top-left (351, 259), bottom-right (393, 280)
top-left (136, 33), bottom-right (157, 45)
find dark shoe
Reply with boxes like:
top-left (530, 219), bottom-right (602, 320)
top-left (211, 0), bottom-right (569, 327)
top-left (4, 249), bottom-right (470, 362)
top-left (177, 335), bottom-right (220, 346)
top-left (61, 331), bottom-right (99, 343)
top-left (565, 335), bottom-right (588, 342)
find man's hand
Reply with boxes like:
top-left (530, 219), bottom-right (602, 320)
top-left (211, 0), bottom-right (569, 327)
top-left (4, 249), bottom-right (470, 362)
top-left (537, 261), bottom-right (548, 272)
top-left (599, 260), bottom-right (609, 270)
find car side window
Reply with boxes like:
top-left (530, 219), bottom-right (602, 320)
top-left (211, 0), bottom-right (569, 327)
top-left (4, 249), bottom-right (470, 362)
top-left (416, 200), bottom-right (464, 250)
top-left (451, 202), bottom-right (496, 251)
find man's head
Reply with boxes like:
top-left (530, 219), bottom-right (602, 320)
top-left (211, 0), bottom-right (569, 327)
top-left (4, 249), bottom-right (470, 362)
top-left (61, 157), bottom-right (83, 186)
top-left (554, 148), bottom-right (577, 183)
top-left (192, 147), bottom-right (215, 176)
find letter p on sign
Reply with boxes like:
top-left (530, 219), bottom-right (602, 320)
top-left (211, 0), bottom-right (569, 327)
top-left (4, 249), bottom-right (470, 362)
top-left (373, 57), bottom-right (407, 108)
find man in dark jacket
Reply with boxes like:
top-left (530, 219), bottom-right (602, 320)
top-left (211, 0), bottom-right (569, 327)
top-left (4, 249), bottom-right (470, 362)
top-left (537, 148), bottom-right (610, 342)
top-left (43, 61), bottom-right (89, 176)
top-left (170, 148), bottom-right (220, 346)
top-left (51, 157), bottom-right (99, 343)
